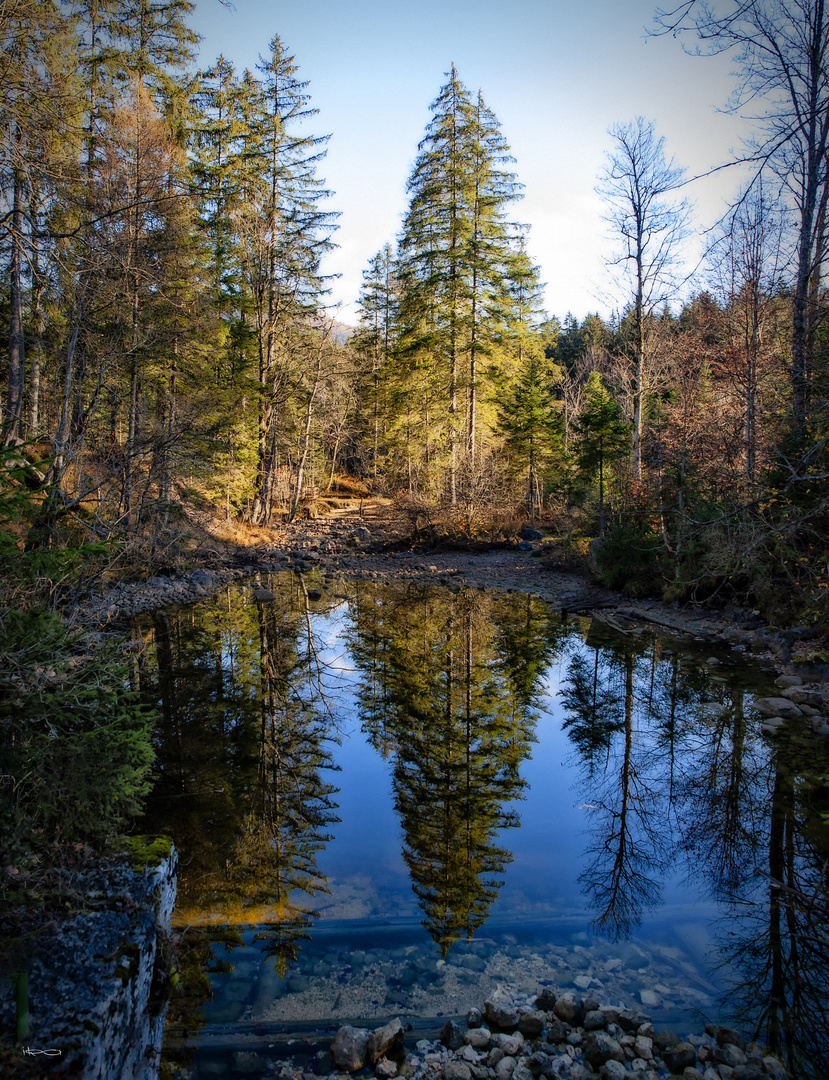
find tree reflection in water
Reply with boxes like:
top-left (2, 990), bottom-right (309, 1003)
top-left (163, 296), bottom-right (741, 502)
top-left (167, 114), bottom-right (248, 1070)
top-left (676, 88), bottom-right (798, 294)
top-left (560, 619), bottom-right (829, 1077)
top-left (348, 584), bottom-right (554, 955)
top-left (135, 577), bottom-right (341, 1054)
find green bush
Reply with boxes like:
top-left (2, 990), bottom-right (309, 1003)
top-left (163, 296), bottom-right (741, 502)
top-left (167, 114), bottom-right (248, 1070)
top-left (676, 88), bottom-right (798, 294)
top-left (592, 523), bottom-right (664, 597)
top-left (0, 608), bottom-right (155, 860)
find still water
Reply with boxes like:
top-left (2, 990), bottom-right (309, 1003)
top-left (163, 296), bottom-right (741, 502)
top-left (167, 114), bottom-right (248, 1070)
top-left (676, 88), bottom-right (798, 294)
top-left (133, 573), bottom-right (829, 1078)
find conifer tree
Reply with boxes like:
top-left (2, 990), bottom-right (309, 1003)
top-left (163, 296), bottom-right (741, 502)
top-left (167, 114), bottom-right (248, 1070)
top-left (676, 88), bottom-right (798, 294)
top-left (573, 372), bottom-right (631, 536)
top-left (395, 67), bottom-right (524, 503)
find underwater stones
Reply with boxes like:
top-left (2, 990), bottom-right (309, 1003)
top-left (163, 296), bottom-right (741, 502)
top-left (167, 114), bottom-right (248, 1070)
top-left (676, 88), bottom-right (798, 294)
top-left (330, 1026), bottom-right (371, 1072)
top-left (661, 1041), bottom-right (697, 1073)
top-left (534, 988), bottom-right (557, 1012)
top-left (753, 696), bottom-right (803, 718)
top-left (583, 1031), bottom-right (624, 1068)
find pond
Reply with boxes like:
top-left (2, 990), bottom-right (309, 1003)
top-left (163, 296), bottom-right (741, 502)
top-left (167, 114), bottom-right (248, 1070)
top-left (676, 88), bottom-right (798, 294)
top-left (132, 572), bottom-right (829, 1079)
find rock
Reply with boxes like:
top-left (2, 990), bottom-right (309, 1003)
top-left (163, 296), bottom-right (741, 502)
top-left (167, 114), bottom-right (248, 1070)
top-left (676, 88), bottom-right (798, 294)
top-left (521, 528), bottom-right (544, 540)
top-left (369, 1018), bottom-right (405, 1064)
top-left (495, 1057), bottom-right (516, 1080)
top-left (662, 1042), bottom-right (697, 1073)
top-left (762, 1056), bottom-right (786, 1078)
top-left (330, 1027), bottom-right (371, 1072)
top-left (441, 1020), bottom-right (466, 1051)
top-left (512, 1065), bottom-right (535, 1080)
top-left (232, 1051), bottom-right (268, 1074)
top-left (486, 989), bottom-right (520, 1029)
top-left (584, 1010), bottom-right (607, 1031)
top-left (634, 1035), bottom-right (653, 1060)
top-left (546, 1019), bottom-right (570, 1043)
top-left (682, 1070), bottom-right (705, 1080)
top-left (655, 1030), bottom-right (681, 1051)
top-left (535, 988), bottom-right (557, 1012)
top-left (752, 696), bottom-right (803, 718)
top-left (464, 1028), bottom-right (491, 1050)
top-left (760, 721), bottom-right (783, 736)
top-left (518, 541), bottom-right (534, 552)
top-left (714, 1044), bottom-right (746, 1068)
top-left (715, 1027), bottom-right (746, 1052)
top-left (306, 588), bottom-right (323, 600)
top-left (583, 1031), bottom-right (625, 1068)
top-left (730, 1067), bottom-right (765, 1080)
top-left (467, 1007), bottom-right (484, 1029)
top-left (487, 1047), bottom-right (505, 1067)
top-left (617, 1009), bottom-right (650, 1034)
top-left (518, 1011), bottom-right (545, 1037)
top-left (375, 1059), bottom-right (398, 1079)
top-left (526, 1052), bottom-right (551, 1077)
top-left (496, 1032), bottom-right (524, 1057)
top-left (775, 675), bottom-right (803, 688)
top-left (553, 992), bottom-right (585, 1026)
top-left (444, 1063), bottom-right (472, 1080)
top-left (599, 1062), bottom-right (627, 1080)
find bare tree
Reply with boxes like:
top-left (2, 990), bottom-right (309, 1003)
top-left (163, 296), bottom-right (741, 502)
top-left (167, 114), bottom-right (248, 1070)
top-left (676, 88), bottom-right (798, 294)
top-left (655, 0), bottom-right (829, 439)
top-left (598, 117), bottom-right (691, 478)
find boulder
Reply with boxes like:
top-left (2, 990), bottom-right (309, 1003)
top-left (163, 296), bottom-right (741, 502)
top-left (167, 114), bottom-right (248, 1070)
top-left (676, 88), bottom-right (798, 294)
top-left (444, 1064), bottom-right (472, 1080)
top-left (661, 1041), bottom-right (697, 1073)
top-left (526, 1052), bottom-right (552, 1078)
top-left (464, 1028), bottom-right (491, 1050)
top-left (518, 1011), bottom-right (545, 1037)
top-left (654, 1029), bottom-right (681, 1051)
top-left (714, 1043), bottom-right (747, 1068)
top-left (486, 988), bottom-right (519, 1029)
top-left (330, 1026), bottom-right (371, 1072)
top-left (369, 1018), bottom-right (405, 1064)
top-left (466, 1007), bottom-right (484, 1029)
top-left (583, 1031), bottom-right (625, 1068)
top-left (753, 696), bottom-right (803, 718)
top-left (715, 1026), bottom-right (746, 1051)
top-left (375, 1060), bottom-right (398, 1079)
top-left (535, 988), bottom-right (557, 1013)
top-left (441, 1020), bottom-right (465, 1051)
top-left (584, 1010), bottom-right (608, 1031)
top-left (599, 1062), bottom-right (627, 1080)
top-left (552, 991), bottom-right (585, 1026)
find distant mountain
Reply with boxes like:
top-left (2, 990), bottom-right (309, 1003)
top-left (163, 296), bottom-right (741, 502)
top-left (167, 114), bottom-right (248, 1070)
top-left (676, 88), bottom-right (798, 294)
top-left (330, 321), bottom-right (355, 345)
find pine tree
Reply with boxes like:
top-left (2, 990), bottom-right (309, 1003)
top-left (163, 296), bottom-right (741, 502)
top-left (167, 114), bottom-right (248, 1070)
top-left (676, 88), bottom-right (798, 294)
top-left (242, 37), bottom-right (337, 524)
top-left (573, 372), bottom-right (631, 536)
top-left (395, 67), bottom-right (523, 503)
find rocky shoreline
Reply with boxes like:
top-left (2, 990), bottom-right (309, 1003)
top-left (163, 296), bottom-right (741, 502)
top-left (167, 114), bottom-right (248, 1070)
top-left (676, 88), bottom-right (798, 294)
top-left (316, 985), bottom-right (788, 1080)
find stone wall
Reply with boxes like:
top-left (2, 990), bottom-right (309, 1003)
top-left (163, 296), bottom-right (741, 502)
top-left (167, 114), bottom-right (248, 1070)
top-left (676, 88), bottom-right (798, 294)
top-left (0, 846), bottom-right (178, 1079)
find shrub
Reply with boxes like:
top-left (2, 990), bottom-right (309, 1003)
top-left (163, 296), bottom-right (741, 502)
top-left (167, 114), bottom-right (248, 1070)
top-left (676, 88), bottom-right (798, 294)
top-left (0, 608), bottom-right (155, 860)
top-left (592, 523), bottom-right (664, 597)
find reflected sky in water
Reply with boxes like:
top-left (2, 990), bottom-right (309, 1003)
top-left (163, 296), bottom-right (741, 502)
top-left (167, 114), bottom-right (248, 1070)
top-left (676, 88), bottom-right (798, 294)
top-left (134, 573), bottom-right (829, 1077)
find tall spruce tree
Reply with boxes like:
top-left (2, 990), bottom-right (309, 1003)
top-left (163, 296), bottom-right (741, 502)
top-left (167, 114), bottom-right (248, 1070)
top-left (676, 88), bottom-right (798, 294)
top-left (395, 67), bottom-right (524, 504)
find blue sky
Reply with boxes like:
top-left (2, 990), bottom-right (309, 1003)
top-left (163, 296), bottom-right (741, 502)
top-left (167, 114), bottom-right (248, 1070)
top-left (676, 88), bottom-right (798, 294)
top-left (190, 0), bottom-right (749, 324)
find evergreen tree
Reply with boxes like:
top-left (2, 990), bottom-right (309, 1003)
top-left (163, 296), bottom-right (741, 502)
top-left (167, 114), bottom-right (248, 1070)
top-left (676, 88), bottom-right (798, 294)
top-left (573, 372), bottom-right (631, 536)
top-left (395, 67), bottom-right (524, 503)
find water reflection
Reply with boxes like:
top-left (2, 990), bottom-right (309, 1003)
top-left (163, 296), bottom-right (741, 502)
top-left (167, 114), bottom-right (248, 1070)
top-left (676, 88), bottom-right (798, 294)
top-left (558, 617), bottom-right (829, 1075)
top-left (346, 585), bottom-right (551, 954)
top-left (134, 575), bottom-right (829, 1079)
top-left (135, 580), bottom-right (340, 970)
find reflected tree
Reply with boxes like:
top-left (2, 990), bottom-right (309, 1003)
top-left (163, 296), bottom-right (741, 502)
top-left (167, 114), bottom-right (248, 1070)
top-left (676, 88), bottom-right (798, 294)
top-left (348, 584), bottom-right (542, 953)
top-left (562, 634), bottom-right (665, 938)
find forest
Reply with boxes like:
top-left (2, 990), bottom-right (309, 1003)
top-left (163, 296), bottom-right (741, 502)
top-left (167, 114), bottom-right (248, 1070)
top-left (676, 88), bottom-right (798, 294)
top-left (1, 0), bottom-right (828, 627)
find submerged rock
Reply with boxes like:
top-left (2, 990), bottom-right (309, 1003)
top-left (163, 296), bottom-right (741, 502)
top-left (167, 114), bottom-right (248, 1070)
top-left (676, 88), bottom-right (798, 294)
top-left (330, 1026), bottom-right (370, 1072)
